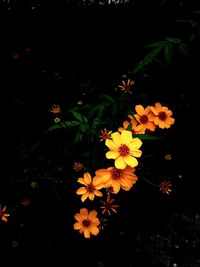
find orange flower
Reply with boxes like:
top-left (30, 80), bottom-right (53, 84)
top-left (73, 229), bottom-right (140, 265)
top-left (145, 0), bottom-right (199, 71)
top-left (74, 208), bottom-right (100, 238)
top-left (100, 193), bottom-right (119, 215)
top-left (160, 180), bottom-right (172, 195)
top-left (95, 165), bottom-right (138, 193)
top-left (118, 117), bottom-right (145, 135)
top-left (50, 104), bottom-right (61, 114)
top-left (150, 102), bottom-right (175, 129)
top-left (105, 130), bottom-right (142, 169)
top-left (118, 79), bottom-right (134, 94)
top-left (134, 105), bottom-right (156, 131)
top-left (0, 204), bottom-right (10, 222)
top-left (76, 172), bottom-right (105, 202)
top-left (100, 128), bottom-right (112, 142)
top-left (73, 162), bottom-right (83, 171)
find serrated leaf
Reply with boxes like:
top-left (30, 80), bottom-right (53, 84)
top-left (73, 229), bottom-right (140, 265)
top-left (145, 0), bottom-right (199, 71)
top-left (165, 37), bottom-right (181, 43)
top-left (133, 46), bottom-right (163, 73)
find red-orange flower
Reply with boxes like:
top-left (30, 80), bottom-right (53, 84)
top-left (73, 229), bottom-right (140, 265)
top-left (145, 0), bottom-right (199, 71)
top-left (118, 79), bottom-right (135, 94)
top-left (0, 204), bottom-right (10, 222)
top-left (50, 104), bottom-right (61, 114)
top-left (160, 180), bottom-right (172, 195)
top-left (73, 162), bottom-right (83, 171)
top-left (100, 128), bottom-right (112, 142)
top-left (134, 105), bottom-right (156, 131)
top-left (100, 193), bottom-right (119, 215)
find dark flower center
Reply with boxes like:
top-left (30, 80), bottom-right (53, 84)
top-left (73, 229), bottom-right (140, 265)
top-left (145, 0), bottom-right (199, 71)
top-left (158, 111), bottom-right (167, 121)
top-left (82, 219), bottom-right (91, 227)
top-left (111, 168), bottom-right (121, 179)
top-left (118, 145), bottom-right (130, 156)
top-left (140, 115), bottom-right (148, 124)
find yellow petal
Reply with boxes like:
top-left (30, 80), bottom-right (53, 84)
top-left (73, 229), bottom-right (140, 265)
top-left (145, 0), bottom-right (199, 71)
top-left (94, 190), bottom-right (103, 197)
top-left (124, 155), bottom-right (138, 167)
top-left (129, 138), bottom-right (142, 150)
top-left (121, 130), bottom-right (132, 145)
top-left (81, 193), bottom-right (89, 202)
top-left (111, 132), bottom-right (121, 146)
top-left (115, 156), bottom-right (126, 169)
top-left (105, 139), bottom-right (118, 151)
top-left (130, 149), bottom-right (142, 158)
top-left (106, 151), bottom-right (120, 159)
top-left (77, 178), bottom-right (87, 185)
top-left (88, 192), bottom-right (95, 201)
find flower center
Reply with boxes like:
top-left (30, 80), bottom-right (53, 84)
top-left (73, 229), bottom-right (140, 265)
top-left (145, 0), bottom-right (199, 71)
top-left (87, 183), bottom-right (95, 192)
top-left (82, 219), bottom-right (91, 227)
top-left (118, 145), bottom-right (130, 156)
top-left (140, 115), bottom-right (148, 124)
top-left (158, 111), bottom-right (167, 121)
top-left (111, 168), bottom-right (121, 179)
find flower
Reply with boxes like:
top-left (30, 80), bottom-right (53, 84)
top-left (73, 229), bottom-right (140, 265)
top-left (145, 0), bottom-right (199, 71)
top-left (99, 128), bottom-right (112, 142)
top-left (21, 198), bottom-right (31, 207)
top-left (76, 172), bottom-right (105, 202)
top-left (150, 102), bottom-right (175, 129)
top-left (73, 208), bottom-right (100, 238)
top-left (50, 104), bottom-right (61, 114)
top-left (100, 193), bottom-right (119, 215)
top-left (95, 165), bottom-right (138, 193)
top-left (105, 130), bottom-right (142, 169)
top-left (118, 116), bottom-right (145, 135)
top-left (160, 180), bottom-right (172, 195)
top-left (0, 204), bottom-right (10, 222)
top-left (134, 104), bottom-right (156, 131)
top-left (73, 162), bottom-right (83, 171)
top-left (165, 154), bottom-right (172, 160)
top-left (118, 79), bottom-right (135, 94)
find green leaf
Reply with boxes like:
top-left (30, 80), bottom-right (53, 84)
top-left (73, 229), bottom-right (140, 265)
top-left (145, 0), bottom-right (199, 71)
top-left (144, 41), bottom-right (166, 48)
top-left (165, 37), bottom-right (181, 43)
top-left (179, 43), bottom-right (189, 55)
top-left (133, 46), bottom-right (163, 74)
top-left (46, 124), bottom-right (63, 132)
top-left (100, 94), bottom-right (116, 103)
top-left (133, 134), bottom-right (162, 140)
top-left (164, 43), bottom-right (173, 64)
top-left (70, 111), bottom-right (88, 123)
top-left (60, 120), bottom-right (82, 127)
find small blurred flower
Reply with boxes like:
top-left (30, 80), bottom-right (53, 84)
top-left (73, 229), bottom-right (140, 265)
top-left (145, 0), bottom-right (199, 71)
top-left (30, 181), bottom-right (39, 189)
top-left (11, 240), bottom-right (19, 248)
top-left (100, 193), bottom-right (119, 215)
top-left (74, 208), bottom-right (100, 238)
top-left (160, 180), bottom-right (172, 195)
top-left (76, 172), bottom-right (104, 202)
top-left (118, 79), bottom-right (135, 94)
top-left (105, 130), bottom-right (142, 169)
top-left (77, 100), bottom-right (83, 106)
top-left (0, 204), bottom-right (10, 222)
top-left (73, 162), bottom-right (83, 171)
top-left (50, 104), bottom-right (61, 114)
top-left (99, 217), bottom-right (108, 231)
top-left (100, 128), bottom-right (112, 142)
top-left (21, 198), bottom-right (31, 207)
top-left (54, 117), bottom-right (61, 124)
top-left (165, 154), bottom-right (172, 160)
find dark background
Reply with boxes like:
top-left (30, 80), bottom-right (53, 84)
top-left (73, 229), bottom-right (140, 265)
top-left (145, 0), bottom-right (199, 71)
top-left (0, 1), bottom-right (200, 266)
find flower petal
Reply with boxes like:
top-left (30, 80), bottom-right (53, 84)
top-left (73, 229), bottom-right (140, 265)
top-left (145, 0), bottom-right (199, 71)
top-left (121, 130), bottom-right (132, 145)
top-left (111, 132), bottom-right (121, 146)
top-left (115, 156), bottom-right (126, 169)
top-left (106, 151), bottom-right (120, 159)
top-left (105, 139), bottom-right (118, 151)
top-left (83, 228), bottom-right (91, 238)
top-left (88, 210), bottom-right (98, 220)
top-left (124, 155), bottom-right (138, 167)
top-left (84, 172), bottom-right (92, 184)
top-left (74, 222), bottom-right (82, 230)
top-left (76, 187), bottom-right (87, 195)
top-left (135, 105), bottom-right (144, 115)
top-left (90, 226), bottom-right (100, 236)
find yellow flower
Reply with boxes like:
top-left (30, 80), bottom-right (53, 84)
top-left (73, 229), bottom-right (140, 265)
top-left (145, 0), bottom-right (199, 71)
top-left (100, 193), bottom-right (119, 215)
top-left (134, 105), bottom-right (156, 131)
top-left (99, 128), bottom-right (112, 142)
top-left (105, 130), bottom-right (142, 169)
top-left (74, 208), bottom-right (100, 238)
top-left (150, 102), bottom-right (175, 129)
top-left (95, 165), bottom-right (138, 193)
top-left (0, 204), bottom-right (10, 222)
top-left (160, 180), bottom-right (172, 195)
top-left (76, 172), bottom-right (105, 202)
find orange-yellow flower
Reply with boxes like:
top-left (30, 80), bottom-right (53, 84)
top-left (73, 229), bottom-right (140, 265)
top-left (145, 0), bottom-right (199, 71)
top-left (118, 116), bottom-right (145, 135)
top-left (100, 193), bottom-right (119, 215)
top-left (99, 128), bottom-right (112, 142)
top-left (105, 130), bottom-right (142, 169)
top-left (74, 208), bottom-right (100, 238)
top-left (160, 180), bottom-right (172, 195)
top-left (76, 172), bottom-right (105, 202)
top-left (95, 166), bottom-right (138, 193)
top-left (150, 102), bottom-right (175, 129)
top-left (0, 204), bottom-right (10, 222)
top-left (134, 105), bottom-right (156, 131)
